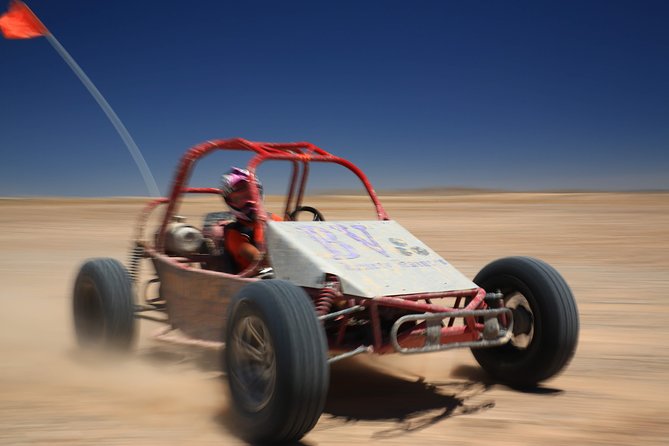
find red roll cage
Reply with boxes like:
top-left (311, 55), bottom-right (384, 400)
top-left (154, 138), bottom-right (386, 241)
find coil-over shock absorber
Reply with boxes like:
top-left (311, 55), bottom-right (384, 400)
top-left (128, 242), bottom-right (144, 284)
top-left (315, 274), bottom-right (342, 316)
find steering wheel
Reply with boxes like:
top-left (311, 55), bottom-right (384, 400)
top-left (288, 206), bottom-right (325, 221)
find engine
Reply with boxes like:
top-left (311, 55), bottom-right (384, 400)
top-left (164, 216), bottom-right (204, 256)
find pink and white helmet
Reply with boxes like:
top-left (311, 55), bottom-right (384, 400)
top-left (220, 167), bottom-right (263, 221)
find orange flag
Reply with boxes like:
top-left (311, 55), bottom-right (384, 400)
top-left (0, 0), bottom-right (47, 39)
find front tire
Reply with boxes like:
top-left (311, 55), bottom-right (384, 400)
top-left (224, 280), bottom-right (329, 443)
top-left (72, 258), bottom-right (136, 351)
top-left (471, 256), bottom-right (579, 387)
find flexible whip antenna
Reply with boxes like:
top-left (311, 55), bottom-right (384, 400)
top-left (1, 1), bottom-right (160, 197)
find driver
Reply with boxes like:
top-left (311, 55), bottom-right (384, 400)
top-left (220, 167), bottom-right (282, 274)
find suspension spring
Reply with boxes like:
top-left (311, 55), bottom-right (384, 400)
top-left (128, 243), bottom-right (144, 284)
top-left (315, 287), bottom-right (337, 316)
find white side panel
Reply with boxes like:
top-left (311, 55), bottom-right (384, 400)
top-left (266, 220), bottom-right (476, 298)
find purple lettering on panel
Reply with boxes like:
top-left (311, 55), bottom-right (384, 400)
top-left (334, 224), bottom-right (390, 258)
top-left (298, 226), bottom-right (359, 260)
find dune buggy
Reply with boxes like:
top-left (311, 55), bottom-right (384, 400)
top-left (72, 138), bottom-right (579, 443)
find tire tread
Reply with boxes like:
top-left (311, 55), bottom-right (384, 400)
top-left (472, 256), bottom-right (579, 386)
top-left (225, 280), bottom-right (328, 443)
top-left (73, 258), bottom-right (135, 350)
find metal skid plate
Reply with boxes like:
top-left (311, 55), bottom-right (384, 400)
top-left (266, 220), bottom-right (477, 298)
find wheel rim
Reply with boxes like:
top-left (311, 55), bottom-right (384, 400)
top-left (505, 291), bottom-right (535, 349)
top-left (229, 314), bottom-right (276, 413)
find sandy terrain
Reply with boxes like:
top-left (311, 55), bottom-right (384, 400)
top-left (1, 192), bottom-right (668, 445)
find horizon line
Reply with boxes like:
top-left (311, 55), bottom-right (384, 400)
top-left (2, 186), bottom-right (669, 200)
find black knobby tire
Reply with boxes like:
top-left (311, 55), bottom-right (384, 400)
top-left (224, 280), bottom-right (329, 443)
top-left (72, 258), bottom-right (136, 350)
top-left (471, 256), bottom-right (579, 387)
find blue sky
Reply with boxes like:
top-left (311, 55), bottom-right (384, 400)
top-left (1, 0), bottom-right (668, 196)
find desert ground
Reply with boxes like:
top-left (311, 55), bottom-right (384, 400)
top-left (1, 192), bottom-right (668, 445)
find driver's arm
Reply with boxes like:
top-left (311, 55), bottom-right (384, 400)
top-left (224, 228), bottom-right (260, 272)
top-left (224, 214), bottom-right (282, 273)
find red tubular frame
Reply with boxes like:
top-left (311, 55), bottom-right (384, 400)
top-left (370, 288), bottom-right (484, 353)
top-left (150, 138), bottom-right (388, 276)
top-left (136, 138), bottom-right (494, 355)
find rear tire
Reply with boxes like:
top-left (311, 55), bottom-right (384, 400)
top-left (224, 280), bottom-right (329, 443)
top-left (471, 256), bottom-right (579, 387)
top-left (72, 258), bottom-right (136, 351)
